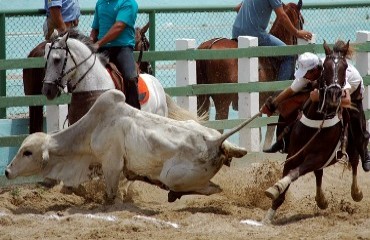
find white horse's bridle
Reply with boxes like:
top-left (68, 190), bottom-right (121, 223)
top-left (44, 37), bottom-right (96, 92)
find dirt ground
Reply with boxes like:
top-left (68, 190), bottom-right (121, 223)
top-left (1, 153), bottom-right (370, 240)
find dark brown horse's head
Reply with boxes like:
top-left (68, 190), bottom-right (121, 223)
top-left (270, 0), bottom-right (304, 45)
top-left (135, 22), bottom-right (153, 75)
top-left (317, 40), bottom-right (349, 116)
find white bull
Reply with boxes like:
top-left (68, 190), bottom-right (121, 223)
top-left (5, 89), bottom-right (251, 202)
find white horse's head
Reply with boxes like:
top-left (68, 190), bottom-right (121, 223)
top-left (42, 30), bottom-right (96, 100)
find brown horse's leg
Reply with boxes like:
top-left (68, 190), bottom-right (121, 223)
top-left (314, 169), bottom-right (328, 209)
top-left (23, 67), bottom-right (44, 133)
top-left (213, 94), bottom-right (231, 120)
top-left (349, 155), bottom-right (363, 202)
top-left (264, 167), bottom-right (300, 223)
top-left (23, 41), bottom-right (47, 134)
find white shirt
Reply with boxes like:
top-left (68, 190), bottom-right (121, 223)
top-left (290, 62), bottom-right (363, 94)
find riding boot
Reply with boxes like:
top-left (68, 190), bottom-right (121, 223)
top-left (126, 77), bottom-right (141, 110)
top-left (263, 139), bottom-right (285, 153)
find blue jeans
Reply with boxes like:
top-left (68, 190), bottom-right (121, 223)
top-left (102, 46), bottom-right (137, 80)
top-left (232, 27), bottom-right (295, 81)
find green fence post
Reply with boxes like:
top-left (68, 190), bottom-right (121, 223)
top-left (0, 13), bottom-right (6, 118)
top-left (149, 11), bottom-right (156, 76)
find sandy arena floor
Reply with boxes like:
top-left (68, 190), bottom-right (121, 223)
top-left (1, 153), bottom-right (370, 240)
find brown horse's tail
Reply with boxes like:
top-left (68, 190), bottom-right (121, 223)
top-left (23, 41), bottom-right (47, 133)
top-left (196, 41), bottom-right (213, 119)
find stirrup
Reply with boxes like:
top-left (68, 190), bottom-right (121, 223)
top-left (336, 150), bottom-right (349, 165)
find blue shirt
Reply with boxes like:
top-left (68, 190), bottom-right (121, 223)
top-left (232, 0), bottom-right (282, 37)
top-left (92, 0), bottom-right (138, 48)
top-left (44, 0), bottom-right (80, 22)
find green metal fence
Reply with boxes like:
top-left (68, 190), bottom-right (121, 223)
top-left (1, 2), bottom-right (370, 118)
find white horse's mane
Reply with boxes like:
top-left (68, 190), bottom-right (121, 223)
top-left (50, 29), bottom-right (109, 65)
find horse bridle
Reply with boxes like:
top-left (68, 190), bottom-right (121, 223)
top-left (44, 37), bottom-right (97, 92)
top-left (317, 53), bottom-right (344, 115)
top-left (136, 33), bottom-right (152, 74)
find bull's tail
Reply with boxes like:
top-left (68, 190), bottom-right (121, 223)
top-left (166, 94), bottom-right (208, 123)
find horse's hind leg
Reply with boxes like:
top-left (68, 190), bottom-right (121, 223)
top-left (314, 169), bottom-right (328, 209)
top-left (213, 94), bottom-right (231, 120)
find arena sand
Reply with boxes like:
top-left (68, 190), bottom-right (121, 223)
top-left (1, 153), bottom-right (370, 240)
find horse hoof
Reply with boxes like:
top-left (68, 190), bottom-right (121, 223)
top-left (315, 197), bottom-right (328, 210)
top-left (265, 186), bottom-right (279, 200)
top-left (352, 191), bottom-right (363, 202)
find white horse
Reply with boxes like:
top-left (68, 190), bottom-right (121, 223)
top-left (42, 30), bottom-right (199, 125)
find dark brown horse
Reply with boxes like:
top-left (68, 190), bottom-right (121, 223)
top-left (263, 41), bottom-right (363, 224)
top-left (23, 23), bottom-right (152, 133)
top-left (196, 0), bottom-right (304, 120)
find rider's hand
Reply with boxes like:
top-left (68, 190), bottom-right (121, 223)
top-left (310, 89), bottom-right (320, 102)
top-left (260, 104), bottom-right (274, 117)
top-left (260, 96), bottom-right (276, 117)
top-left (297, 30), bottom-right (312, 41)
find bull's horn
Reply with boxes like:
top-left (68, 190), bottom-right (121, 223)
top-left (214, 112), bottom-right (262, 146)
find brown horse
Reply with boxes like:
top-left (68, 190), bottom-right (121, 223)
top-left (263, 41), bottom-right (363, 224)
top-left (196, 0), bottom-right (304, 120)
top-left (23, 23), bottom-right (152, 134)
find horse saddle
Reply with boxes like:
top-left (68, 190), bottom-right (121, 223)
top-left (106, 62), bottom-right (149, 105)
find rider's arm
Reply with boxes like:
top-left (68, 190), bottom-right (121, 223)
top-left (274, 6), bottom-right (312, 41)
top-left (90, 29), bottom-right (99, 43)
top-left (49, 6), bottom-right (67, 34)
top-left (95, 21), bottom-right (126, 48)
top-left (272, 87), bottom-right (295, 106)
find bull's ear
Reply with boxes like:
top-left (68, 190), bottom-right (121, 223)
top-left (41, 144), bottom-right (49, 166)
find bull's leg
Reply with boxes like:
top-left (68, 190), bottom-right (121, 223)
top-left (350, 157), bottom-right (363, 202)
top-left (101, 156), bottom-right (123, 203)
top-left (314, 170), bottom-right (328, 209)
top-left (167, 181), bottom-right (222, 202)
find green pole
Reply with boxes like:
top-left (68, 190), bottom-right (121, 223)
top-left (0, 13), bottom-right (6, 118)
top-left (149, 11), bottom-right (156, 76)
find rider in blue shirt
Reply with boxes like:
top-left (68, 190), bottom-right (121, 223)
top-left (232, 0), bottom-right (312, 81)
top-left (43, 0), bottom-right (80, 40)
top-left (90, 0), bottom-right (140, 109)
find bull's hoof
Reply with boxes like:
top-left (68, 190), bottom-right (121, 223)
top-left (265, 186), bottom-right (279, 200)
top-left (168, 191), bottom-right (182, 202)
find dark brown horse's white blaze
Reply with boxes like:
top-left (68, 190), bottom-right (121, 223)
top-left (263, 41), bottom-right (363, 224)
top-left (23, 23), bottom-right (152, 133)
top-left (196, 0), bottom-right (303, 121)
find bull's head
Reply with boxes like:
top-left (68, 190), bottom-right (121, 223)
top-left (5, 132), bottom-right (49, 179)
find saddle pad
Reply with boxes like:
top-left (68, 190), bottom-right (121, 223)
top-left (138, 76), bottom-right (149, 105)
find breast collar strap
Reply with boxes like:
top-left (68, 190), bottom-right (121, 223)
top-left (300, 114), bottom-right (340, 128)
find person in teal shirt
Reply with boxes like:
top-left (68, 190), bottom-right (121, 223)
top-left (90, 0), bottom-right (140, 109)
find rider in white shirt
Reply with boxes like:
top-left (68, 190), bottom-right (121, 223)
top-left (261, 48), bottom-right (370, 172)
